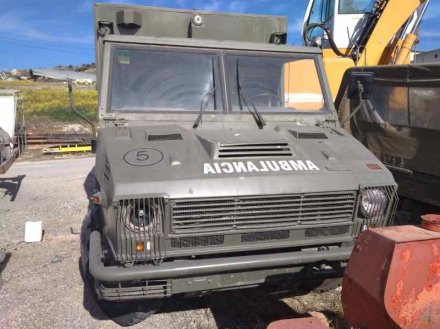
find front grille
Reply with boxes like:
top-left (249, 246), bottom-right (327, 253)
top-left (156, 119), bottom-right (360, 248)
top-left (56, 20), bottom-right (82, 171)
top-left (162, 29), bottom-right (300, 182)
top-left (217, 143), bottom-right (293, 158)
top-left (305, 225), bottom-right (350, 237)
top-left (171, 191), bottom-right (357, 234)
top-left (115, 197), bottom-right (165, 264)
top-left (171, 235), bottom-right (224, 248)
top-left (241, 230), bottom-right (290, 243)
top-left (99, 280), bottom-right (170, 301)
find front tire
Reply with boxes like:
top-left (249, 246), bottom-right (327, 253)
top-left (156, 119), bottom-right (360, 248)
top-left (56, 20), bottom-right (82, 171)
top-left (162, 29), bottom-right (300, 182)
top-left (81, 214), bottom-right (162, 326)
top-left (84, 262), bottom-right (162, 326)
top-left (97, 298), bottom-right (163, 327)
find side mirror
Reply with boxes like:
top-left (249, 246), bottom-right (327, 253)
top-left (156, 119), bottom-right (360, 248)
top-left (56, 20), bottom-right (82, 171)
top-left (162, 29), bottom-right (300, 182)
top-left (347, 72), bottom-right (374, 99)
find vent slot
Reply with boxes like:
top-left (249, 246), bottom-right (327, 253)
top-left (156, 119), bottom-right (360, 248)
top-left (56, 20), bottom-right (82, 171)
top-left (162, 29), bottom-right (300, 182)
top-left (148, 134), bottom-right (183, 141)
top-left (171, 191), bottom-right (357, 234)
top-left (99, 280), bottom-right (171, 301)
top-left (171, 235), bottom-right (224, 248)
top-left (305, 225), bottom-right (350, 238)
top-left (241, 230), bottom-right (289, 243)
top-left (218, 143), bottom-right (293, 158)
top-left (290, 130), bottom-right (328, 139)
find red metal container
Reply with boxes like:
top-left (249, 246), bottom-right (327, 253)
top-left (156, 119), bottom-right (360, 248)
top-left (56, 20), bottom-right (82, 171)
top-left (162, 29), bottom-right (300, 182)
top-left (342, 225), bottom-right (440, 329)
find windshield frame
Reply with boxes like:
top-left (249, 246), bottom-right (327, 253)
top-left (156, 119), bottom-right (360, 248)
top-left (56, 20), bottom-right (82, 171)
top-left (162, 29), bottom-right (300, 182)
top-left (99, 38), bottom-right (335, 122)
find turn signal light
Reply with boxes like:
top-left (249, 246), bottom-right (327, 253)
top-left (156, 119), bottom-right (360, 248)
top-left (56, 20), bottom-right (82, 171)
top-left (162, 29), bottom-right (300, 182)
top-left (135, 242), bottom-right (145, 252)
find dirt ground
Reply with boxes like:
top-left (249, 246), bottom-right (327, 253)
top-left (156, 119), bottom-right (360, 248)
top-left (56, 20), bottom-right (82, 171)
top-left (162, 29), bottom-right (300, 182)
top-left (0, 157), bottom-right (346, 329)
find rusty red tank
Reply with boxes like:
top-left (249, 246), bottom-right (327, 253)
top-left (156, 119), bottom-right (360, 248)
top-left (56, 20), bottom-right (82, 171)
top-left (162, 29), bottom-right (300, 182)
top-left (342, 225), bottom-right (440, 329)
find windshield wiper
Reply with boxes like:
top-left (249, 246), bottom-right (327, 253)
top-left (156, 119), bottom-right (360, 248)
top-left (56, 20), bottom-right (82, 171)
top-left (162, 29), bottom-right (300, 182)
top-left (193, 58), bottom-right (217, 130)
top-left (193, 87), bottom-right (216, 129)
top-left (236, 60), bottom-right (266, 130)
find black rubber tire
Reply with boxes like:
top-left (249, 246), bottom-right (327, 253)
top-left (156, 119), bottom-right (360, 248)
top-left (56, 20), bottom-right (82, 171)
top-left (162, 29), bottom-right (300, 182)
top-left (98, 299), bottom-right (163, 327)
top-left (83, 261), bottom-right (163, 326)
top-left (81, 231), bottom-right (162, 327)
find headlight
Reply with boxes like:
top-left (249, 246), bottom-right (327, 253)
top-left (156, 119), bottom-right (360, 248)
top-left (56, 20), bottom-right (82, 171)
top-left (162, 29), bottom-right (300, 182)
top-left (129, 206), bottom-right (154, 229)
top-left (360, 189), bottom-right (387, 218)
top-left (121, 201), bottom-right (156, 232)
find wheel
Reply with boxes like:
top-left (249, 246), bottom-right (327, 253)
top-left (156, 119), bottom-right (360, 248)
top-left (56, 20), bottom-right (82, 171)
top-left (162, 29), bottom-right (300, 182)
top-left (81, 217), bottom-right (162, 326)
top-left (97, 298), bottom-right (163, 327)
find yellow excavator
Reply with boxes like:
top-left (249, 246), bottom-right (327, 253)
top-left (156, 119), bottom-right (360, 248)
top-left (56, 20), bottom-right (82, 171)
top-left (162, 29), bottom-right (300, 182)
top-left (301, 0), bottom-right (431, 97)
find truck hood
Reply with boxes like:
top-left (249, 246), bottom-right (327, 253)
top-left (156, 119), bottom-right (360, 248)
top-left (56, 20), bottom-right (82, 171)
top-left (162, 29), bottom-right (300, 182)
top-left (95, 124), bottom-right (395, 200)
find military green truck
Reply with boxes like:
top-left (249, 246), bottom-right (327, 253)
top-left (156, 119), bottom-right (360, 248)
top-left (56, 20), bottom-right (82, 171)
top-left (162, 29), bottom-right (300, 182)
top-left (83, 3), bottom-right (398, 325)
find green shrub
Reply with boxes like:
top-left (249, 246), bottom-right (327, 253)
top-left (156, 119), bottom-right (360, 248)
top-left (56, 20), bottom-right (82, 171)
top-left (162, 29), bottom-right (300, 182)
top-left (23, 88), bottom-right (98, 122)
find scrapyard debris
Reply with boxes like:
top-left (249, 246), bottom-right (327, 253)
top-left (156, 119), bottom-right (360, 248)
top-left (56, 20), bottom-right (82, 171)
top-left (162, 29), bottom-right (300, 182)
top-left (70, 227), bottom-right (81, 235)
top-left (24, 221), bottom-right (43, 243)
top-left (51, 255), bottom-right (64, 264)
top-left (0, 252), bottom-right (6, 264)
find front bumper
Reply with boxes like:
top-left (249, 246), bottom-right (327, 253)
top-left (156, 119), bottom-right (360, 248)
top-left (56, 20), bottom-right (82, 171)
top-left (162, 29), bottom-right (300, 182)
top-left (89, 231), bottom-right (352, 300)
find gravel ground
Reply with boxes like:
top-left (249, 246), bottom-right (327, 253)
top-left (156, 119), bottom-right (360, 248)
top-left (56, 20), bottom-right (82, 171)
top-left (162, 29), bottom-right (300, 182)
top-left (0, 157), bottom-right (345, 329)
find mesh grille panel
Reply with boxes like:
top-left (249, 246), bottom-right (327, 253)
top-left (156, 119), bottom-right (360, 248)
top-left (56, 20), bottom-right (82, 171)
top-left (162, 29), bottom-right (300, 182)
top-left (241, 230), bottom-right (290, 243)
top-left (171, 191), bottom-right (357, 234)
top-left (171, 235), bottom-right (224, 248)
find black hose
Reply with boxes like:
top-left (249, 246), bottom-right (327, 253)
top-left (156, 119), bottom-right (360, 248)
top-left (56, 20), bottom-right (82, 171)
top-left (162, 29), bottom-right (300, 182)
top-left (67, 80), bottom-right (96, 136)
top-left (303, 23), bottom-right (353, 59)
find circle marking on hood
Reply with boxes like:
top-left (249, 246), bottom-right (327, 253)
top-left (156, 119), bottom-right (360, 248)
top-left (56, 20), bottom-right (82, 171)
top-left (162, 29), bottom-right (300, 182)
top-left (123, 148), bottom-right (164, 167)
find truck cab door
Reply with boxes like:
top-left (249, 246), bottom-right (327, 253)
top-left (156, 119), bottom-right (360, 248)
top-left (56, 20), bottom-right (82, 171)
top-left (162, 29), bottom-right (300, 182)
top-left (302, 0), bottom-right (336, 45)
top-left (303, 0), bottom-right (374, 51)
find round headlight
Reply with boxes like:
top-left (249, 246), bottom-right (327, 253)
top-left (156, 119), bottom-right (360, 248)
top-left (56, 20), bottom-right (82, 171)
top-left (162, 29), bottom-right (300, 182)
top-left (129, 206), bottom-right (154, 228)
top-left (361, 189), bottom-right (387, 218)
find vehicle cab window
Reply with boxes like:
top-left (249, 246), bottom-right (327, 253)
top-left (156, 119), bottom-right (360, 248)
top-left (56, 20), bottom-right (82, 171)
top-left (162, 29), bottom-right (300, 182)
top-left (338, 0), bottom-right (375, 14)
top-left (225, 55), bottom-right (326, 113)
top-left (110, 47), bottom-right (223, 113)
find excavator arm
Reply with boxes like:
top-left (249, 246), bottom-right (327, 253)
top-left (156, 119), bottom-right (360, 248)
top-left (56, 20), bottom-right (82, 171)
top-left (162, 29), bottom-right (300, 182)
top-left (358, 0), bottom-right (428, 66)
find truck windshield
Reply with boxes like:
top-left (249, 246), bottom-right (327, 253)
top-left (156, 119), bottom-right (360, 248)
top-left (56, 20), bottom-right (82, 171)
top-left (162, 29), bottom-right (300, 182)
top-left (110, 47), bottom-right (222, 112)
top-left (225, 55), bottom-right (326, 113)
top-left (109, 46), bottom-right (327, 114)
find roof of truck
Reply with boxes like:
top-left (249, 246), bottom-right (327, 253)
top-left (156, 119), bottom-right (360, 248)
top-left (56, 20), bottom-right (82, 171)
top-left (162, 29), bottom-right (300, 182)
top-left (103, 34), bottom-right (323, 55)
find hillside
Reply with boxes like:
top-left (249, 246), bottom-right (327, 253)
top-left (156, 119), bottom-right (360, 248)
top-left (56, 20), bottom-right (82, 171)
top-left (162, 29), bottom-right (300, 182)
top-left (0, 63), bottom-right (96, 81)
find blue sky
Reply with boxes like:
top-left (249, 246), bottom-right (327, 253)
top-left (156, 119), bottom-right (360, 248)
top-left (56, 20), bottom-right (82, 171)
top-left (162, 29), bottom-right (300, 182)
top-left (0, 0), bottom-right (439, 70)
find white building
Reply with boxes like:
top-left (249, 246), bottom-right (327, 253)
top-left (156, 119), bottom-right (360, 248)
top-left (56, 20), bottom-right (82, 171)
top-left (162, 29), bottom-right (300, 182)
top-left (415, 49), bottom-right (440, 63)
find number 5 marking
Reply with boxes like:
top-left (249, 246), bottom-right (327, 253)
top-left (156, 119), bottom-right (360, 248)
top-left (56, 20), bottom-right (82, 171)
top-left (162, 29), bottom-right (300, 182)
top-left (136, 150), bottom-right (150, 161)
